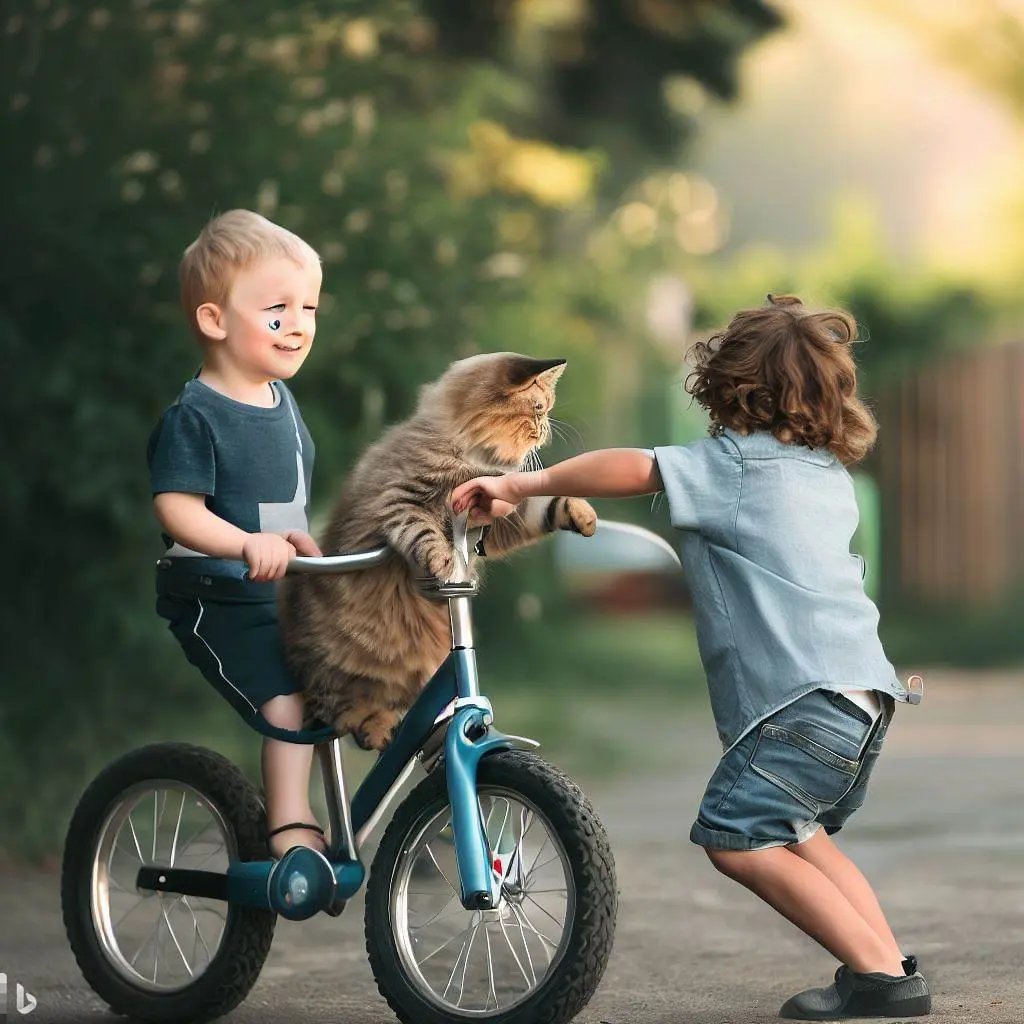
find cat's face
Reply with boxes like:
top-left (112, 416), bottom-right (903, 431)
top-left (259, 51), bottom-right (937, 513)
top-left (422, 353), bottom-right (567, 466)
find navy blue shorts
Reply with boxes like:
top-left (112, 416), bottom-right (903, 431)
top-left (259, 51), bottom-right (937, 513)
top-left (157, 592), bottom-right (302, 722)
top-left (690, 688), bottom-right (894, 851)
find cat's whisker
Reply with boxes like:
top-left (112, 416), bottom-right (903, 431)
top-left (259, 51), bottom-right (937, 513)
top-left (548, 417), bottom-right (585, 450)
top-left (548, 422), bottom-right (575, 449)
top-left (520, 449), bottom-right (543, 474)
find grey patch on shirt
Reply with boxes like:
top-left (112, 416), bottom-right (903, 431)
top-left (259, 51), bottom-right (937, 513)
top-left (165, 451), bottom-right (308, 557)
top-left (258, 449), bottom-right (309, 535)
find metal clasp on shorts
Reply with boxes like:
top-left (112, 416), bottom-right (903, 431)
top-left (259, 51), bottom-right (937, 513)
top-left (905, 673), bottom-right (924, 705)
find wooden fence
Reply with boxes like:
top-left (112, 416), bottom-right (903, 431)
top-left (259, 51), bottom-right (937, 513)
top-left (874, 337), bottom-right (1024, 608)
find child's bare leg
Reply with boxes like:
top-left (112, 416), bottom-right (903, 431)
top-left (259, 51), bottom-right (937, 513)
top-left (706, 844), bottom-right (906, 976)
top-left (261, 693), bottom-right (325, 858)
top-left (790, 829), bottom-right (902, 960)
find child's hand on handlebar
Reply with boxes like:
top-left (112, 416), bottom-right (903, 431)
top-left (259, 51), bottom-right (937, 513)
top-left (451, 475), bottom-right (521, 523)
top-left (243, 530), bottom-right (320, 582)
top-left (281, 529), bottom-right (323, 557)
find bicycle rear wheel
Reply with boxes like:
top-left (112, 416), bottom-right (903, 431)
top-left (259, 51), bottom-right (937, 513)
top-left (61, 743), bottom-right (276, 1023)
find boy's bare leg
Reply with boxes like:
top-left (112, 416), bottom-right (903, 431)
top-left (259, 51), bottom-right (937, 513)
top-left (706, 843), bottom-right (906, 976)
top-left (261, 694), bottom-right (326, 859)
top-left (789, 829), bottom-right (903, 961)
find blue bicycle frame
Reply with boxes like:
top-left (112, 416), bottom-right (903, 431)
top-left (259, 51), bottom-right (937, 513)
top-left (138, 514), bottom-right (538, 918)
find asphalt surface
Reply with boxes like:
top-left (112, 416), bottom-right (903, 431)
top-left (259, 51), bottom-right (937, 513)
top-left (2, 669), bottom-right (1022, 1024)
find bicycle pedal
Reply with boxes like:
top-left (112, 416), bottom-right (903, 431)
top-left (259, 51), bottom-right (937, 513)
top-left (322, 897), bottom-right (348, 918)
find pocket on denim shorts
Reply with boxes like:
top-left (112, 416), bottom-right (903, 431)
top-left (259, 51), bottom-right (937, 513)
top-left (749, 721), bottom-right (862, 814)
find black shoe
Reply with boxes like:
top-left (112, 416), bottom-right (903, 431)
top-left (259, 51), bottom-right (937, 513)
top-left (779, 964), bottom-right (931, 1020)
top-left (829, 953), bottom-right (919, 987)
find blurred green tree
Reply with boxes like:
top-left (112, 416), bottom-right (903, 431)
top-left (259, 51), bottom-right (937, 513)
top-left (0, 0), bottom-right (779, 858)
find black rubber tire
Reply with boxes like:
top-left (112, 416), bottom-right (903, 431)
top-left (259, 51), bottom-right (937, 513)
top-left (61, 742), bottom-right (276, 1023)
top-left (365, 749), bottom-right (617, 1024)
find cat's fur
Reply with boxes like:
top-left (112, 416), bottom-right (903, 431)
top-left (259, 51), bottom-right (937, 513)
top-left (278, 353), bottom-right (597, 750)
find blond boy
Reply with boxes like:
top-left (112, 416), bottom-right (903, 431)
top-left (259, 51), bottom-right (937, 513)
top-left (147, 209), bottom-right (328, 858)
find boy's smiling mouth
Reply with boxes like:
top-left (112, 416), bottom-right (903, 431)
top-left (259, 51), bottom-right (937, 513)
top-left (274, 343), bottom-right (302, 352)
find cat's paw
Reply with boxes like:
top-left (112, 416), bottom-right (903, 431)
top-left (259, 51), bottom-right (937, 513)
top-left (351, 709), bottom-right (402, 751)
top-left (553, 497), bottom-right (597, 537)
top-left (424, 548), bottom-right (458, 583)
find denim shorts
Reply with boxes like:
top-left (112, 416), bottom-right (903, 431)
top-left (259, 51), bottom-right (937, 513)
top-left (690, 688), bottom-right (894, 851)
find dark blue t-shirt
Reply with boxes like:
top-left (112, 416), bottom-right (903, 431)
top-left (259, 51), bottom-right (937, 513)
top-left (147, 377), bottom-right (314, 598)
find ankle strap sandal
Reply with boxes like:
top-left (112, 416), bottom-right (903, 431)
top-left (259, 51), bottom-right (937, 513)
top-left (267, 822), bottom-right (326, 839)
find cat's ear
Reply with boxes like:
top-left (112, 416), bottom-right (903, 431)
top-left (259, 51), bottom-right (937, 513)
top-left (508, 357), bottom-right (567, 387)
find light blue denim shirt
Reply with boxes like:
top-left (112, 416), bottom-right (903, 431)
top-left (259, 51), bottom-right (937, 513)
top-left (652, 428), bottom-right (909, 752)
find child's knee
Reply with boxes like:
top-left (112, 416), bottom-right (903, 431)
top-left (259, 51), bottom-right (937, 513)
top-left (705, 845), bottom-right (759, 881)
top-left (260, 692), bottom-right (305, 729)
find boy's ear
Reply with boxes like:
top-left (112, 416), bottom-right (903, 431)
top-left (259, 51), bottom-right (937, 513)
top-left (195, 302), bottom-right (227, 341)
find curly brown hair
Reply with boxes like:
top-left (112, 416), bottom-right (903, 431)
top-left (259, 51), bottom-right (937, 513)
top-left (685, 294), bottom-right (878, 465)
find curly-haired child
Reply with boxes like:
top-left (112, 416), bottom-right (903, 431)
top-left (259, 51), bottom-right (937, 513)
top-left (451, 295), bottom-right (930, 1020)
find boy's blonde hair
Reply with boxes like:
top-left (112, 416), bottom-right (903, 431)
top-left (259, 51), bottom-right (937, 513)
top-left (685, 294), bottom-right (878, 465)
top-left (179, 210), bottom-right (321, 338)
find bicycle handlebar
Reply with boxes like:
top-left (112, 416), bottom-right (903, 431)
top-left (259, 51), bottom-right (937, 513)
top-left (286, 546), bottom-right (392, 575)
top-left (284, 509), bottom-right (476, 580)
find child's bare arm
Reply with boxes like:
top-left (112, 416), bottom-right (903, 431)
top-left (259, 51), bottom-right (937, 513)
top-left (451, 448), bottom-right (662, 518)
top-left (153, 492), bottom-right (321, 581)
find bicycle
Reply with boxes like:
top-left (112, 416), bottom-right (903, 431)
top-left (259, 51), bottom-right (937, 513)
top-left (61, 512), bottom-right (619, 1024)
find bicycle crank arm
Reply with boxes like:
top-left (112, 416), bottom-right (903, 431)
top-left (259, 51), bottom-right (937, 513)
top-left (136, 856), bottom-right (365, 921)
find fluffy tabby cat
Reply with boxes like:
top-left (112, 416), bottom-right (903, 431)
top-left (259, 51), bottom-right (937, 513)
top-left (278, 353), bottom-right (597, 751)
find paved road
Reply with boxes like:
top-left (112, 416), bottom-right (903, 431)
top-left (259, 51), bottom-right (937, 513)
top-left (2, 669), bottom-right (1022, 1023)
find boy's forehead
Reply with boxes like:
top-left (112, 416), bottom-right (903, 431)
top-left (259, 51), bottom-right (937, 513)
top-left (231, 257), bottom-right (321, 297)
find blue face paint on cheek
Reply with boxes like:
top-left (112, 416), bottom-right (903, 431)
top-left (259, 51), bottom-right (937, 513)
top-left (268, 319), bottom-right (281, 332)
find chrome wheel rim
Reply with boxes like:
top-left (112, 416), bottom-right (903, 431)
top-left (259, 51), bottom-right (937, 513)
top-left (90, 781), bottom-right (234, 991)
top-left (391, 787), bottom-right (575, 1017)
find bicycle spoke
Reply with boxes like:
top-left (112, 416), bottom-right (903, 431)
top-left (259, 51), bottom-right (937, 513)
top-left (419, 919), bottom-right (477, 965)
top-left (151, 914), bottom-right (161, 983)
top-left (173, 819), bottom-right (215, 863)
top-left (524, 834), bottom-right (551, 883)
top-left (128, 910), bottom-right (161, 970)
top-left (525, 852), bottom-right (560, 886)
top-left (456, 917), bottom-right (480, 1007)
top-left (511, 901), bottom-right (558, 963)
top-left (159, 901), bottom-right (195, 978)
top-left (186, 841), bottom-right (228, 873)
top-left (483, 919), bottom-right (498, 1010)
top-left (409, 892), bottom-right (461, 930)
top-left (441, 917), bottom-right (479, 1000)
top-left (523, 892), bottom-right (565, 932)
top-left (180, 896), bottom-right (215, 966)
top-left (519, 806), bottom-right (537, 846)
top-left (106, 873), bottom-right (130, 894)
top-left (169, 791), bottom-right (186, 867)
top-left (152, 792), bottom-right (159, 862)
top-left (486, 797), bottom-right (511, 855)
top-left (113, 894), bottom-right (149, 930)
top-left (423, 843), bottom-right (459, 896)
top-left (126, 813), bottom-right (145, 863)
top-left (498, 911), bottom-right (535, 988)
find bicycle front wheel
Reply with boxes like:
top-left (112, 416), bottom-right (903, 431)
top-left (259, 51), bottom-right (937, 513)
top-left (365, 749), bottom-right (617, 1024)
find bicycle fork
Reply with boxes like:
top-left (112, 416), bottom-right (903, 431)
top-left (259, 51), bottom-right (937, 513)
top-left (444, 647), bottom-right (540, 911)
